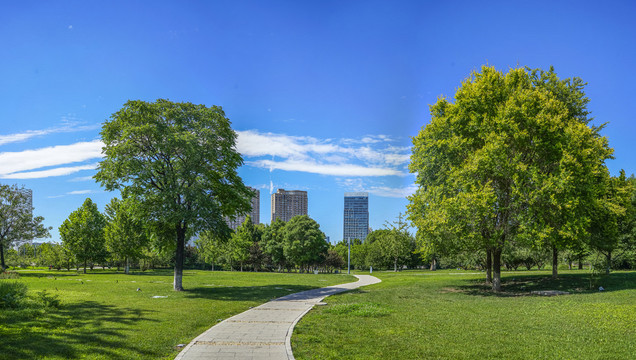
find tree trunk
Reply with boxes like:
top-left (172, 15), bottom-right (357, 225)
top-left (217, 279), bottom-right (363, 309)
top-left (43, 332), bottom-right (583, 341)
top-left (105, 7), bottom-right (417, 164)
top-left (394, 258), bottom-right (398, 272)
top-left (430, 257), bottom-right (437, 271)
top-left (125, 257), bottom-right (129, 275)
top-left (492, 247), bottom-right (502, 292)
top-left (0, 242), bottom-right (5, 270)
top-left (486, 248), bottom-right (492, 284)
top-left (552, 245), bottom-right (558, 279)
top-left (578, 258), bottom-right (583, 270)
top-left (174, 223), bottom-right (186, 291)
top-left (606, 251), bottom-right (612, 275)
top-left (84, 259), bottom-right (87, 274)
top-left (211, 262), bottom-right (215, 271)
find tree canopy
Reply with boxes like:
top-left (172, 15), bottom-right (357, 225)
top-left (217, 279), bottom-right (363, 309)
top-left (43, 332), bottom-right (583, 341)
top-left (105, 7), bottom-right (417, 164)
top-left (408, 66), bottom-right (612, 291)
top-left (0, 184), bottom-right (50, 270)
top-left (59, 198), bottom-right (106, 273)
top-left (95, 99), bottom-right (252, 290)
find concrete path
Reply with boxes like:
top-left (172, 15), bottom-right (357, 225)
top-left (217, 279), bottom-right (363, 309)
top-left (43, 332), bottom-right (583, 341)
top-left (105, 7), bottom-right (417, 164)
top-left (175, 275), bottom-right (381, 360)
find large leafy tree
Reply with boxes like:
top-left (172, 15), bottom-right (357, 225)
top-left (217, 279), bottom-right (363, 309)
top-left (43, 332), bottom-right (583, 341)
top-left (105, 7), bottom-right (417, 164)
top-left (230, 216), bottom-right (261, 271)
top-left (283, 215), bottom-right (329, 271)
top-left (261, 218), bottom-right (287, 271)
top-left (408, 66), bottom-right (612, 291)
top-left (588, 170), bottom-right (632, 273)
top-left (0, 184), bottom-right (50, 270)
top-left (59, 198), bottom-right (107, 274)
top-left (95, 99), bottom-right (251, 291)
top-left (104, 197), bottom-right (149, 274)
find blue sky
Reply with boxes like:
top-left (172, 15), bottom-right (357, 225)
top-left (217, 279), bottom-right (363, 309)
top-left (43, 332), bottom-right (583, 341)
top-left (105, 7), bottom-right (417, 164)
top-left (1, 0), bottom-right (635, 244)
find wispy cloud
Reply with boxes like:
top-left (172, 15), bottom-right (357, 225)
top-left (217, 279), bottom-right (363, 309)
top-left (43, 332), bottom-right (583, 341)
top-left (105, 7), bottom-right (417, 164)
top-left (47, 189), bottom-right (100, 199)
top-left (0, 141), bottom-right (103, 179)
top-left (2, 164), bottom-right (99, 179)
top-left (336, 178), bottom-right (417, 198)
top-left (249, 159), bottom-right (402, 177)
top-left (236, 130), bottom-right (410, 177)
top-left (0, 122), bottom-right (100, 146)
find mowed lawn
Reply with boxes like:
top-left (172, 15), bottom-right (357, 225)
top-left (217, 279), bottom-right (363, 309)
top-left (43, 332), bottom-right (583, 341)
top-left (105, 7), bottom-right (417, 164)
top-left (293, 270), bottom-right (636, 360)
top-left (0, 270), bottom-right (355, 360)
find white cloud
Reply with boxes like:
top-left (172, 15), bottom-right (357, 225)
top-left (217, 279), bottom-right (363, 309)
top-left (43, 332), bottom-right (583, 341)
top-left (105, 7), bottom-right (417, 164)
top-left (47, 189), bottom-right (100, 199)
top-left (248, 159), bottom-right (402, 177)
top-left (366, 184), bottom-right (418, 198)
top-left (67, 190), bottom-right (94, 195)
top-left (1, 163), bottom-right (98, 179)
top-left (0, 123), bottom-right (100, 146)
top-left (69, 176), bottom-right (96, 182)
top-left (0, 141), bottom-right (103, 178)
top-left (236, 130), bottom-right (410, 177)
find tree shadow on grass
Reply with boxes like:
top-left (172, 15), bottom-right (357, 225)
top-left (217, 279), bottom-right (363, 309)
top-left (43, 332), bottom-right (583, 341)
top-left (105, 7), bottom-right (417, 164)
top-left (455, 271), bottom-right (636, 297)
top-left (183, 284), bottom-right (321, 302)
top-left (0, 301), bottom-right (159, 360)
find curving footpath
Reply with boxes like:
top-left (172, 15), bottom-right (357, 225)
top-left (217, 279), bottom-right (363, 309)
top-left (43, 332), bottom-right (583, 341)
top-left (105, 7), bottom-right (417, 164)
top-left (175, 274), bottom-right (381, 360)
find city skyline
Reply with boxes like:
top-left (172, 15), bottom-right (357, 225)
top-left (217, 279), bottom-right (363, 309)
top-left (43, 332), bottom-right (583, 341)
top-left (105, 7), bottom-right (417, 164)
top-left (1, 1), bottom-right (635, 244)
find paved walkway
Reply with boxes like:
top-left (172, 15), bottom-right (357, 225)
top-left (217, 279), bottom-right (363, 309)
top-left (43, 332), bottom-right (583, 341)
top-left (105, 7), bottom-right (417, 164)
top-left (175, 275), bottom-right (381, 360)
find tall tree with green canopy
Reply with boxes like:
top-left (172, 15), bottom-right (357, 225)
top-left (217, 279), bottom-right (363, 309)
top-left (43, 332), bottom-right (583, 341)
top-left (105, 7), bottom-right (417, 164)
top-left (95, 99), bottom-right (252, 290)
top-left (283, 215), bottom-right (328, 271)
top-left (59, 198), bottom-right (107, 274)
top-left (230, 216), bottom-right (261, 271)
top-left (195, 230), bottom-right (227, 271)
top-left (104, 197), bottom-right (149, 274)
top-left (261, 217), bottom-right (287, 271)
top-left (588, 170), bottom-right (632, 273)
top-left (408, 66), bottom-right (612, 291)
top-left (0, 184), bottom-right (51, 270)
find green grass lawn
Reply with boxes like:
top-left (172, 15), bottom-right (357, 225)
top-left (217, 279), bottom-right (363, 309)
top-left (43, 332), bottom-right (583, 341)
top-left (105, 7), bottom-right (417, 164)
top-left (293, 270), bottom-right (636, 360)
top-left (0, 269), bottom-right (355, 360)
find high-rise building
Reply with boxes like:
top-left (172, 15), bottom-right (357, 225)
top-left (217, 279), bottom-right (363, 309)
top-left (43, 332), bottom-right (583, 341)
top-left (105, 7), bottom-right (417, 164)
top-left (343, 192), bottom-right (369, 242)
top-left (271, 189), bottom-right (308, 222)
top-left (226, 187), bottom-right (260, 230)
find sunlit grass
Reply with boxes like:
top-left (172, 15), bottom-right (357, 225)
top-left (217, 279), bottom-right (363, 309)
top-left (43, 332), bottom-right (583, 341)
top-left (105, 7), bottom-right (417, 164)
top-left (293, 270), bottom-right (636, 360)
top-left (0, 269), bottom-right (355, 360)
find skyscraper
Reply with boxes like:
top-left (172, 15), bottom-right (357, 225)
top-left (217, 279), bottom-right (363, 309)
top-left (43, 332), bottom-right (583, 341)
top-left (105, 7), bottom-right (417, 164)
top-left (271, 189), bottom-right (308, 222)
top-left (225, 187), bottom-right (260, 230)
top-left (343, 192), bottom-right (369, 242)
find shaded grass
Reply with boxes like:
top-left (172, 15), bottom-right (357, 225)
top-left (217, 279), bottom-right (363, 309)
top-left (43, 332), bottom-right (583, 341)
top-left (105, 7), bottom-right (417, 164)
top-left (0, 270), bottom-right (355, 359)
top-left (293, 270), bottom-right (636, 360)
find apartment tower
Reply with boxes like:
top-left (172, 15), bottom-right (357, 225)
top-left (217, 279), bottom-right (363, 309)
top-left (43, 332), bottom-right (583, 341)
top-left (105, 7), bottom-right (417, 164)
top-left (343, 192), bottom-right (369, 242)
top-left (226, 187), bottom-right (260, 230)
top-left (271, 189), bottom-right (308, 222)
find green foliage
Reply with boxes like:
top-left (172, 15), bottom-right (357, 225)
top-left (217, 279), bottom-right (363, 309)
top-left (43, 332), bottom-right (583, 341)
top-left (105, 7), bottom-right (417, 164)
top-left (408, 65), bottom-right (613, 290)
top-left (0, 271), bottom-right (20, 279)
top-left (0, 184), bottom-right (51, 269)
top-left (283, 215), bottom-right (329, 270)
top-left (261, 218), bottom-right (287, 270)
top-left (95, 99), bottom-right (252, 290)
top-left (104, 197), bottom-right (150, 273)
top-left (0, 281), bottom-right (28, 308)
top-left (38, 242), bottom-right (66, 270)
top-left (34, 290), bottom-right (61, 308)
top-left (228, 216), bottom-right (262, 271)
top-left (59, 198), bottom-right (107, 273)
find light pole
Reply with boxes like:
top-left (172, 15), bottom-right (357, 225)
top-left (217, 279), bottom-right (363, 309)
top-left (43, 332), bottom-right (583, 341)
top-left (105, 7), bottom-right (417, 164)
top-left (347, 237), bottom-right (351, 275)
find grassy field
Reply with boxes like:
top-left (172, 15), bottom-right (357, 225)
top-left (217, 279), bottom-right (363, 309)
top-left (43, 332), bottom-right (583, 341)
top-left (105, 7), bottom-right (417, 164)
top-left (293, 270), bottom-right (636, 360)
top-left (0, 269), bottom-right (355, 360)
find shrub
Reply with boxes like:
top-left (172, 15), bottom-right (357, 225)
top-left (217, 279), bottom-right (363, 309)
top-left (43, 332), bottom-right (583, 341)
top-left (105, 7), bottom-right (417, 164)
top-left (0, 271), bottom-right (20, 279)
top-left (35, 290), bottom-right (61, 308)
top-left (0, 281), bottom-right (28, 308)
